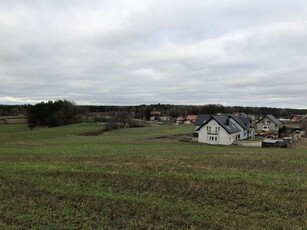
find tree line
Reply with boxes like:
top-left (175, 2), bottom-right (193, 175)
top-left (1, 102), bottom-right (307, 128)
top-left (81, 103), bottom-right (307, 120)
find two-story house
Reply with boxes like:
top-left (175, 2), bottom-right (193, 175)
top-left (196, 115), bottom-right (241, 145)
top-left (255, 115), bottom-right (282, 132)
top-left (230, 116), bottom-right (255, 139)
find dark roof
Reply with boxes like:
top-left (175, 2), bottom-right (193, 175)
top-left (266, 115), bottom-right (282, 125)
top-left (195, 114), bottom-right (211, 126)
top-left (196, 115), bottom-right (241, 134)
top-left (240, 116), bottom-right (252, 125)
top-left (231, 116), bottom-right (250, 130)
top-left (257, 115), bottom-right (282, 126)
top-left (262, 139), bottom-right (283, 144)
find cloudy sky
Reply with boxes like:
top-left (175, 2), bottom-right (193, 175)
top-left (0, 0), bottom-right (306, 108)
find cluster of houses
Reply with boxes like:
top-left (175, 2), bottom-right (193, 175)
top-left (150, 111), bottom-right (171, 122)
top-left (150, 109), bottom-right (305, 146)
top-left (176, 115), bottom-right (197, 124)
top-left (290, 115), bottom-right (307, 122)
top-left (181, 113), bottom-right (283, 146)
top-left (194, 114), bottom-right (256, 145)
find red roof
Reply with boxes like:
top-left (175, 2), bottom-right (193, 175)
top-left (176, 116), bottom-right (185, 121)
top-left (186, 115), bottom-right (197, 123)
top-left (150, 111), bottom-right (161, 116)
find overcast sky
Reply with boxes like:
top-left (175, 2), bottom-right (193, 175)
top-left (0, 0), bottom-right (306, 108)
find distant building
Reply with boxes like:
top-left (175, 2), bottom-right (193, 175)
top-left (160, 116), bottom-right (171, 122)
top-left (185, 115), bottom-right (197, 124)
top-left (262, 139), bottom-right (288, 148)
top-left (255, 115), bottom-right (282, 133)
top-left (291, 115), bottom-right (307, 122)
top-left (176, 116), bottom-right (185, 124)
top-left (150, 110), bottom-right (161, 121)
top-left (245, 114), bottom-right (256, 121)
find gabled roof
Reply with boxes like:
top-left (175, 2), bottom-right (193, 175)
top-left (240, 116), bottom-right (252, 126)
top-left (292, 115), bottom-right (307, 121)
top-left (231, 116), bottom-right (250, 130)
top-left (195, 114), bottom-right (211, 126)
top-left (196, 115), bottom-right (241, 134)
top-left (300, 115), bottom-right (307, 121)
top-left (186, 115), bottom-right (197, 122)
top-left (257, 115), bottom-right (282, 126)
top-left (150, 110), bottom-right (161, 116)
top-left (267, 115), bottom-right (282, 125)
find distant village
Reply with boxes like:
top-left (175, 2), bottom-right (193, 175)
top-left (0, 102), bottom-right (306, 148)
top-left (149, 110), bottom-right (306, 148)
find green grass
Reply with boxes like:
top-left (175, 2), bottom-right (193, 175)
top-left (0, 124), bottom-right (29, 133)
top-left (0, 123), bottom-right (306, 229)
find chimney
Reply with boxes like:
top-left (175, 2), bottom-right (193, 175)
top-left (226, 118), bottom-right (230, 126)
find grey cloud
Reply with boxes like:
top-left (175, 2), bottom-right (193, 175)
top-left (0, 0), bottom-right (307, 108)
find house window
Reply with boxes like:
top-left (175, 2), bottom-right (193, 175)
top-left (215, 127), bottom-right (220, 133)
top-left (207, 126), bottom-right (211, 133)
top-left (267, 120), bottom-right (271, 124)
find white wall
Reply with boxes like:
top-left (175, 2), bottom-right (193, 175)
top-left (198, 120), bottom-right (238, 145)
top-left (229, 118), bottom-right (247, 140)
top-left (256, 117), bottom-right (279, 132)
top-left (249, 128), bottom-right (255, 138)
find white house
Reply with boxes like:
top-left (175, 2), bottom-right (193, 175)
top-left (194, 114), bottom-right (212, 130)
top-left (196, 115), bottom-right (241, 145)
top-left (229, 116), bottom-right (248, 140)
top-left (230, 116), bottom-right (255, 139)
top-left (255, 115), bottom-right (282, 132)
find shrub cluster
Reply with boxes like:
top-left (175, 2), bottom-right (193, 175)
top-left (27, 100), bottom-right (79, 127)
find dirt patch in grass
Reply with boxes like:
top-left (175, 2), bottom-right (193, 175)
top-left (289, 137), bottom-right (307, 149)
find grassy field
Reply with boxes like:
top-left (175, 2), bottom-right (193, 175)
top-left (0, 123), bottom-right (306, 229)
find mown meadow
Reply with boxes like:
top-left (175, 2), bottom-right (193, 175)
top-left (0, 123), bottom-right (306, 229)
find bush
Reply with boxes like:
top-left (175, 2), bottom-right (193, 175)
top-left (27, 100), bottom-right (79, 127)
